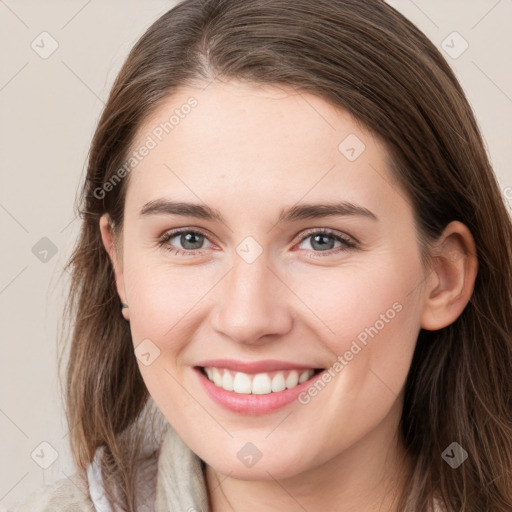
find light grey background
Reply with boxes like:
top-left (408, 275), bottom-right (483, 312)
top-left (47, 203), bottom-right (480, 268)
top-left (1, 0), bottom-right (511, 509)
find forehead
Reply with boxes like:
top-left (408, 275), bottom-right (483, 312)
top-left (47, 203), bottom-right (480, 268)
top-left (125, 80), bottom-right (405, 220)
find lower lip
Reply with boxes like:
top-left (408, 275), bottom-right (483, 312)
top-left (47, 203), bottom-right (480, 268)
top-left (194, 367), bottom-right (322, 415)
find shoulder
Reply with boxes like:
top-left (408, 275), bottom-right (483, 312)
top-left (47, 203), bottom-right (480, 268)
top-left (6, 471), bottom-right (94, 512)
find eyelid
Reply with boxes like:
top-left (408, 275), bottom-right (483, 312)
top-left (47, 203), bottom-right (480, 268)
top-left (159, 226), bottom-right (213, 241)
top-left (158, 226), bottom-right (217, 250)
top-left (294, 227), bottom-right (356, 246)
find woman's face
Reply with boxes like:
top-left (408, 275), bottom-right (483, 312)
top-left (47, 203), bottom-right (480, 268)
top-left (102, 80), bottom-right (430, 479)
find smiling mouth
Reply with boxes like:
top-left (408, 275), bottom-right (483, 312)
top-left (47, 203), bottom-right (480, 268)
top-left (197, 366), bottom-right (324, 395)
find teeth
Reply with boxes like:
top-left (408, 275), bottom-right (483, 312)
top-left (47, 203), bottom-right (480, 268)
top-left (212, 368), bottom-right (223, 387)
top-left (203, 367), bottom-right (316, 395)
top-left (271, 373), bottom-right (286, 392)
top-left (222, 371), bottom-right (234, 391)
top-left (233, 372), bottom-right (252, 394)
top-left (298, 370), bottom-right (310, 383)
top-left (252, 373), bottom-right (271, 394)
top-left (285, 370), bottom-right (299, 389)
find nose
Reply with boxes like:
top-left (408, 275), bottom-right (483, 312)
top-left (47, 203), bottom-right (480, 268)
top-left (210, 255), bottom-right (293, 345)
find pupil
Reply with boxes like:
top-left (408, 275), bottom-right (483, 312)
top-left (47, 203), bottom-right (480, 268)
top-left (182, 233), bottom-right (203, 250)
top-left (312, 234), bottom-right (334, 251)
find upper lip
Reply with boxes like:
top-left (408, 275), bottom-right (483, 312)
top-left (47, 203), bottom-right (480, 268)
top-left (195, 359), bottom-right (321, 373)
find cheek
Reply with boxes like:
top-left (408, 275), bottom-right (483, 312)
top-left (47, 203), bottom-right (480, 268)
top-left (298, 263), bottom-right (416, 328)
top-left (290, 250), bottom-right (423, 378)
top-left (124, 254), bottom-right (210, 344)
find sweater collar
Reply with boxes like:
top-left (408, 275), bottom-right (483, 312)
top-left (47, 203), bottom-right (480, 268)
top-left (151, 424), bottom-right (445, 512)
top-left (154, 424), bottom-right (210, 512)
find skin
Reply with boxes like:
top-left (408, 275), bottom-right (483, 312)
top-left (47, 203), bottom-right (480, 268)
top-left (100, 80), bottom-right (478, 511)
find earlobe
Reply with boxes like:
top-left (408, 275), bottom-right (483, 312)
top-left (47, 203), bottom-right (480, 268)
top-left (420, 221), bottom-right (478, 331)
top-left (99, 213), bottom-right (129, 321)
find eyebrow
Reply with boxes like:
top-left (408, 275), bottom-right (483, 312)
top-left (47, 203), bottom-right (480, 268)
top-left (139, 199), bottom-right (378, 223)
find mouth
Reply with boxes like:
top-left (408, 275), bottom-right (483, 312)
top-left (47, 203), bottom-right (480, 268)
top-left (198, 366), bottom-right (324, 394)
top-left (193, 363), bottom-right (325, 415)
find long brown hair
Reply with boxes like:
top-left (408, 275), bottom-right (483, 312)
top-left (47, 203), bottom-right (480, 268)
top-left (59, 0), bottom-right (512, 510)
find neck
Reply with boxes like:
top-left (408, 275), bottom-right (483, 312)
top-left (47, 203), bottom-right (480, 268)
top-left (205, 397), bottom-right (413, 512)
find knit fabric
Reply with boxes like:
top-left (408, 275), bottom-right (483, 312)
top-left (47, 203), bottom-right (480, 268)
top-left (6, 424), bottom-right (209, 512)
top-left (6, 424), bottom-right (445, 511)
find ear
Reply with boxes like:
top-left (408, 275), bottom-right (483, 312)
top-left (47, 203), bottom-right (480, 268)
top-left (420, 220), bottom-right (478, 331)
top-left (99, 213), bottom-right (130, 322)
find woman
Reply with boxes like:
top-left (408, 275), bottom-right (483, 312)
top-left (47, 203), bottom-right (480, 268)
top-left (9, 0), bottom-right (512, 511)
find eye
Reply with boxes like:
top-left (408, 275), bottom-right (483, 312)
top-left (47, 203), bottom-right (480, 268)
top-left (158, 228), bottom-right (213, 256)
top-left (295, 228), bottom-right (356, 256)
top-left (157, 227), bottom-right (357, 257)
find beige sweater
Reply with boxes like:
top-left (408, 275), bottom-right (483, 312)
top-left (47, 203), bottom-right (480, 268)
top-left (7, 426), bottom-right (445, 512)
top-left (6, 424), bottom-right (209, 512)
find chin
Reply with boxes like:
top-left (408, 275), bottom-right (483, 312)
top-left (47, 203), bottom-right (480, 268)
top-left (202, 447), bottom-right (312, 481)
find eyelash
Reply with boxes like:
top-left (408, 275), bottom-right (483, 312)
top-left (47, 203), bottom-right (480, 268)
top-left (157, 227), bottom-right (357, 257)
